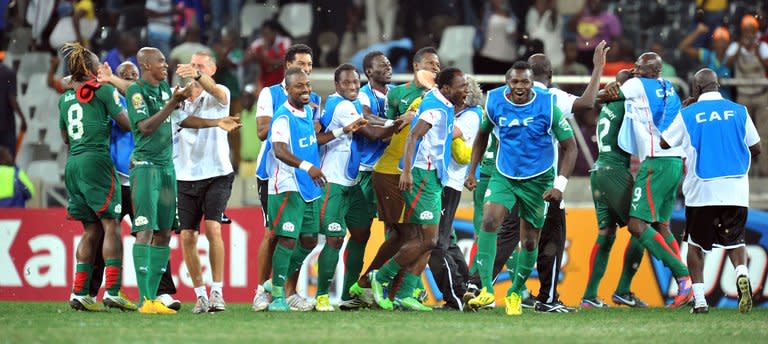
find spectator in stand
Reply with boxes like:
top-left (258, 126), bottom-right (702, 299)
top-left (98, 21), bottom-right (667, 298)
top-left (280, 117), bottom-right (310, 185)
top-left (0, 53), bottom-right (26, 159)
top-left (693, 0), bottom-right (728, 47)
top-left (553, 39), bottom-right (589, 76)
top-left (0, 147), bottom-right (34, 208)
top-left (103, 31), bottom-right (139, 73)
top-left (602, 38), bottom-right (634, 76)
top-left (146, 0), bottom-right (174, 56)
top-left (238, 83), bottom-right (261, 177)
top-left (211, 0), bottom-right (240, 31)
top-left (649, 42), bottom-right (678, 79)
top-left (568, 0), bottom-right (620, 69)
top-left (573, 108), bottom-right (598, 176)
top-left (527, 0), bottom-right (564, 67)
top-left (474, 0), bottom-right (518, 75)
top-left (170, 24), bottom-right (212, 83)
top-left (726, 15), bottom-right (768, 176)
top-left (365, 0), bottom-right (397, 44)
top-left (680, 23), bottom-right (732, 99)
top-left (339, 3), bottom-right (368, 64)
top-left (247, 20), bottom-right (291, 89)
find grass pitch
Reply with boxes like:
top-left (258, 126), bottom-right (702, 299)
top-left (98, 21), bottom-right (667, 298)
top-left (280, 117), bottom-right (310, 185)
top-left (0, 302), bottom-right (765, 343)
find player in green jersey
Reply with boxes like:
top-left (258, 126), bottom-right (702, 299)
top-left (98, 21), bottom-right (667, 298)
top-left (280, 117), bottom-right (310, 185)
top-left (58, 43), bottom-right (136, 312)
top-left (99, 47), bottom-right (240, 315)
top-left (581, 70), bottom-right (649, 308)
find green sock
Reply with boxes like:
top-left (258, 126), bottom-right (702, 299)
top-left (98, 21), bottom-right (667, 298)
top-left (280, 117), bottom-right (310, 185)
top-left (376, 258), bottom-right (401, 284)
top-left (508, 248), bottom-right (537, 296)
top-left (663, 232), bottom-right (681, 257)
top-left (506, 249), bottom-right (528, 295)
top-left (132, 243), bottom-right (149, 302)
top-left (341, 239), bottom-right (366, 300)
top-left (615, 237), bottom-right (645, 295)
top-left (271, 242), bottom-right (293, 289)
top-left (583, 234), bottom-right (616, 299)
top-left (638, 228), bottom-right (689, 278)
top-left (415, 273), bottom-right (425, 291)
top-left (317, 244), bottom-right (341, 296)
top-left (476, 230), bottom-right (497, 293)
top-left (287, 245), bottom-right (313, 276)
top-left (104, 258), bottom-right (122, 295)
top-left (396, 272), bottom-right (419, 299)
top-left (147, 245), bottom-right (170, 300)
top-left (73, 262), bottom-right (93, 296)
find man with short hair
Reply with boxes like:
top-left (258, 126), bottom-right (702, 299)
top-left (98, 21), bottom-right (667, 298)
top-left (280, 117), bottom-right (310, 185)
top-left (465, 61), bottom-right (578, 316)
top-left (252, 44), bottom-right (322, 312)
top-left (351, 47), bottom-right (441, 309)
top-left (174, 51), bottom-right (241, 313)
top-left (339, 50), bottom-right (395, 310)
top-left (600, 52), bottom-right (693, 308)
top-left (662, 68), bottom-right (760, 314)
top-left (265, 67), bottom-right (366, 311)
top-left (314, 63), bottom-right (396, 311)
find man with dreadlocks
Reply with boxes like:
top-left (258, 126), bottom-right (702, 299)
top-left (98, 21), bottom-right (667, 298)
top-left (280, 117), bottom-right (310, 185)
top-left (98, 47), bottom-right (240, 314)
top-left (58, 42), bottom-right (137, 312)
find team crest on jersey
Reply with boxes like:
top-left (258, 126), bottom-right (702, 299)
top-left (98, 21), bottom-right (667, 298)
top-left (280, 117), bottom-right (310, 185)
top-left (282, 222), bottom-right (295, 232)
top-left (135, 216), bottom-right (148, 226)
top-left (328, 223), bottom-right (342, 232)
top-left (132, 93), bottom-right (144, 109)
top-left (419, 211), bottom-right (434, 220)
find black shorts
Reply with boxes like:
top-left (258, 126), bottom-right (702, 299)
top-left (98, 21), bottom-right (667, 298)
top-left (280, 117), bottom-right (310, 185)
top-left (257, 178), bottom-right (269, 228)
top-left (177, 173), bottom-right (235, 232)
top-left (684, 206), bottom-right (747, 252)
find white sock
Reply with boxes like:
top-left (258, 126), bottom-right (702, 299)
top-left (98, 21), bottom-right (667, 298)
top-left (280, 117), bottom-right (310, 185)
top-left (734, 265), bottom-right (748, 278)
top-left (692, 283), bottom-right (706, 305)
top-left (195, 286), bottom-right (208, 300)
top-left (212, 281), bottom-right (223, 296)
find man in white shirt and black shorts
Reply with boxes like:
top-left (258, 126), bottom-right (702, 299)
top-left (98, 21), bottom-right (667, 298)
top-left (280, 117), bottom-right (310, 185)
top-left (174, 51), bottom-right (242, 314)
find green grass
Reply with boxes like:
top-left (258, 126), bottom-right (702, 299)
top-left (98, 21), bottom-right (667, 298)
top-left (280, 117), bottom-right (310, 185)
top-left (0, 302), bottom-right (766, 343)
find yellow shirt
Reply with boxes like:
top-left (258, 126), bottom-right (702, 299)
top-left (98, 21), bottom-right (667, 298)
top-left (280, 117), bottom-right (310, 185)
top-left (696, 0), bottom-right (726, 12)
top-left (373, 83), bottom-right (427, 174)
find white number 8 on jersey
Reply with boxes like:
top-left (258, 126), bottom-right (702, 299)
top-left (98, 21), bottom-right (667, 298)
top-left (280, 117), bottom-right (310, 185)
top-left (67, 103), bottom-right (84, 140)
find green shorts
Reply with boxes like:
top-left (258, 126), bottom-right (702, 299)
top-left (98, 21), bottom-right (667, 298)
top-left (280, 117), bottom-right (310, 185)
top-left (472, 173), bottom-right (491, 236)
top-left (64, 153), bottom-right (122, 223)
top-left (269, 191), bottom-right (320, 239)
top-left (130, 164), bottom-right (179, 232)
top-left (590, 164), bottom-right (633, 229)
top-left (401, 168), bottom-right (442, 225)
top-left (485, 168), bottom-right (554, 229)
top-left (346, 171), bottom-right (377, 229)
top-left (629, 157), bottom-right (683, 224)
top-left (319, 183), bottom-right (351, 237)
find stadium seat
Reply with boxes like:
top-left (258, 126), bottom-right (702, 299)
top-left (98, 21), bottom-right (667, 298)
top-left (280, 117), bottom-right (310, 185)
top-left (437, 25), bottom-right (476, 74)
top-left (7, 28), bottom-right (32, 55)
top-left (240, 2), bottom-right (276, 38)
top-left (14, 143), bottom-right (53, 171)
top-left (278, 3), bottom-right (313, 39)
top-left (16, 53), bottom-right (49, 93)
top-left (25, 160), bottom-right (61, 185)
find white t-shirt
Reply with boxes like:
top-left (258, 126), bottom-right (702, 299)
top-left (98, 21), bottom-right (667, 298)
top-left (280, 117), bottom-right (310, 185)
top-left (267, 103), bottom-right (308, 194)
top-left (413, 90), bottom-right (454, 171)
top-left (445, 107), bottom-right (481, 191)
top-left (145, 0), bottom-right (173, 35)
top-left (320, 94), bottom-right (361, 186)
top-left (535, 83), bottom-right (576, 209)
top-left (619, 77), bottom-right (685, 161)
top-left (662, 92), bottom-right (760, 207)
top-left (174, 86), bottom-right (234, 181)
top-left (254, 82), bottom-right (287, 179)
top-left (725, 41), bottom-right (768, 60)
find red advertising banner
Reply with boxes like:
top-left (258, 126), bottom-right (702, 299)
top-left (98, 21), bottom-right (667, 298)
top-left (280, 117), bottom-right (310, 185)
top-left (0, 208), bottom-right (265, 302)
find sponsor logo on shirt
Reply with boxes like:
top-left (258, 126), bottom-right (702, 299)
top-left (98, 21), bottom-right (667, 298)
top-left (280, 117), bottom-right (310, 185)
top-left (419, 211), bottom-right (434, 220)
top-left (282, 222), bottom-right (295, 232)
top-left (135, 216), bottom-right (148, 226)
top-left (328, 223), bottom-right (342, 232)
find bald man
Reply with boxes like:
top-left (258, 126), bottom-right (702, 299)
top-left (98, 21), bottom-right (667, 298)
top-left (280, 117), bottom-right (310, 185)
top-left (662, 68), bottom-right (760, 314)
top-left (99, 47), bottom-right (239, 314)
top-left (599, 52), bottom-right (693, 308)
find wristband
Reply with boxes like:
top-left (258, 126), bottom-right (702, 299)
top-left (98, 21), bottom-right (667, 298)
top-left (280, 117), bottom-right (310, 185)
top-left (553, 175), bottom-right (568, 193)
top-left (299, 161), bottom-right (313, 172)
top-left (332, 127), bottom-right (346, 138)
top-left (384, 119), bottom-right (394, 127)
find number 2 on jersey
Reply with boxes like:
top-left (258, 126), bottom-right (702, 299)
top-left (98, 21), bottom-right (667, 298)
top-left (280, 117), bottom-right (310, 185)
top-left (67, 104), bottom-right (84, 140)
top-left (596, 117), bottom-right (611, 153)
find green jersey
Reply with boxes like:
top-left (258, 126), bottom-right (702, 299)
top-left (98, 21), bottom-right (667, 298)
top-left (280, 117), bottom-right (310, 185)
top-left (595, 100), bottom-right (631, 168)
top-left (479, 134), bottom-right (498, 177)
top-left (126, 79), bottom-right (174, 166)
top-left (384, 82), bottom-right (427, 120)
top-left (58, 84), bottom-right (124, 156)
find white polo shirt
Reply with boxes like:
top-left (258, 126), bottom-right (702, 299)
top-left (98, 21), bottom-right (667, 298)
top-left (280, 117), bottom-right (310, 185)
top-left (267, 103), bottom-right (308, 194)
top-left (663, 92), bottom-right (760, 207)
top-left (173, 85), bottom-right (233, 181)
top-left (445, 106), bottom-right (481, 192)
top-left (413, 89), bottom-right (454, 171)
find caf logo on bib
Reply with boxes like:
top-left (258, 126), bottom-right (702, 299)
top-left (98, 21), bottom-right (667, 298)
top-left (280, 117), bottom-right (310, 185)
top-left (282, 222), bottom-right (295, 232)
top-left (419, 211), bottom-right (434, 220)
